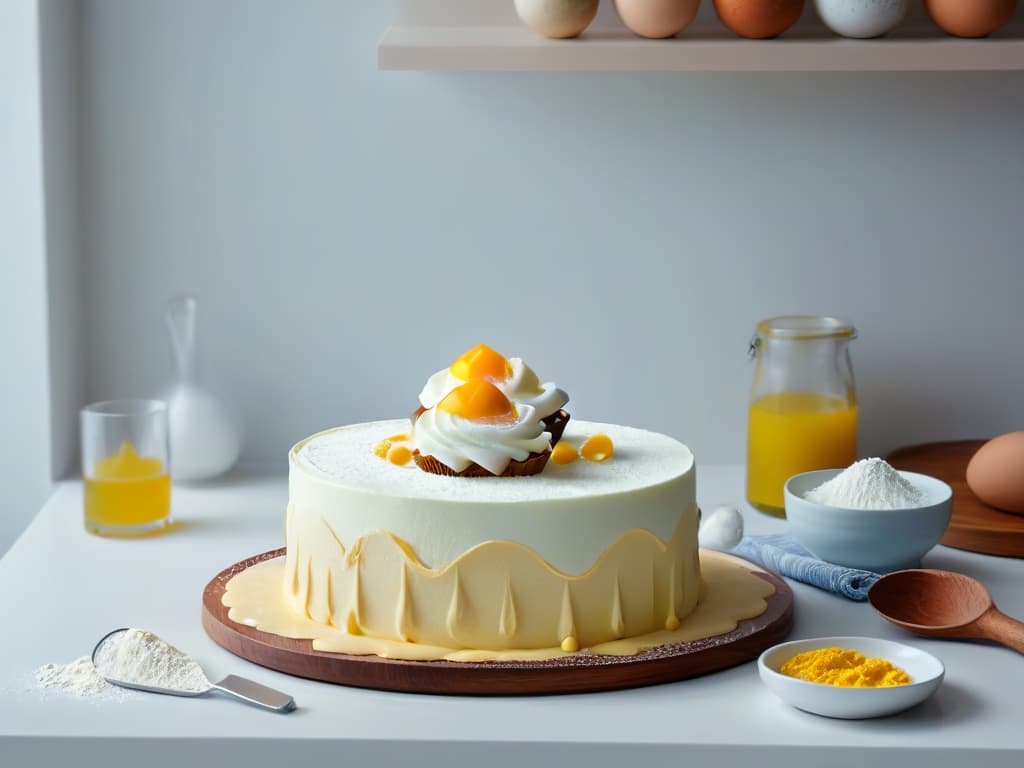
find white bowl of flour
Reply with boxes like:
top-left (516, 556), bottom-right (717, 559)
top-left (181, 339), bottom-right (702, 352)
top-left (784, 460), bottom-right (952, 573)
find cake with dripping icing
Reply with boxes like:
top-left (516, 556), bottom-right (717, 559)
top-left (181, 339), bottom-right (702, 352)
top-left (225, 345), bottom-right (772, 660)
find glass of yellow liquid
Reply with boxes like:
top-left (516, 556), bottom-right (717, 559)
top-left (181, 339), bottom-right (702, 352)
top-left (81, 399), bottom-right (171, 536)
top-left (746, 317), bottom-right (857, 518)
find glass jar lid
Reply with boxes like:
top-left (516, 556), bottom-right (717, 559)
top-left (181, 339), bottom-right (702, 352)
top-left (757, 316), bottom-right (856, 339)
top-left (749, 316), bottom-right (856, 357)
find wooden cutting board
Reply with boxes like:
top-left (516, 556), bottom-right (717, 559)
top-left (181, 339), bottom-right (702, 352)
top-left (887, 440), bottom-right (1024, 557)
top-left (202, 549), bottom-right (793, 696)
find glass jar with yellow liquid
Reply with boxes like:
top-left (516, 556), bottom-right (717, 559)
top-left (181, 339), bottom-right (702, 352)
top-left (746, 317), bottom-right (857, 517)
top-left (81, 399), bottom-right (171, 536)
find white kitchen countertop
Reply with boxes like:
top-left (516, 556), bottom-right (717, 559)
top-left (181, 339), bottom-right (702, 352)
top-left (2, 465), bottom-right (1023, 767)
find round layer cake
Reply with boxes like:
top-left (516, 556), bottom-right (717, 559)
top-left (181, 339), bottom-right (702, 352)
top-left (285, 419), bottom-right (699, 652)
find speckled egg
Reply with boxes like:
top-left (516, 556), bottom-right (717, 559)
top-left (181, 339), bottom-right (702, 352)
top-left (923, 0), bottom-right (1018, 38)
top-left (814, 0), bottom-right (907, 38)
top-left (615, 0), bottom-right (702, 38)
top-left (714, 0), bottom-right (806, 38)
top-left (966, 432), bottom-right (1024, 514)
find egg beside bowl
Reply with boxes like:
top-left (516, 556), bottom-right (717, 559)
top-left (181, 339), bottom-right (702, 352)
top-left (784, 469), bottom-right (953, 573)
top-left (966, 431), bottom-right (1024, 515)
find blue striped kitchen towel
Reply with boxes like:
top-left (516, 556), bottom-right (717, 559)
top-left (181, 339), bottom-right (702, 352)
top-left (732, 534), bottom-right (881, 601)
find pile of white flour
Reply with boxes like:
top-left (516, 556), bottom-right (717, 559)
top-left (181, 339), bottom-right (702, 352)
top-left (35, 656), bottom-right (125, 700)
top-left (805, 458), bottom-right (925, 510)
top-left (36, 628), bottom-right (210, 699)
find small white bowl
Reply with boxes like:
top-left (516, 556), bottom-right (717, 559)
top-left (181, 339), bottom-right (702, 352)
top-left (785, 469), bottom-right (953, 572)
top-left (759, 636), bottom-right (944, 719)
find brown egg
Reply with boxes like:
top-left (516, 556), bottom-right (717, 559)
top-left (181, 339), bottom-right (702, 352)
top-left (923, 0), bottom-right (1018, 38)
top-left (966, 432), bottom-right (1024, 514)
top-left (714, 0), bottom-right (805, 38)
top-left (615, 0), bottom-right (702, 38)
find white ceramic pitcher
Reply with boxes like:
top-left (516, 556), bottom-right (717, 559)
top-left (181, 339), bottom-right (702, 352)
top-left (163, 295), bottom-right (241, 482)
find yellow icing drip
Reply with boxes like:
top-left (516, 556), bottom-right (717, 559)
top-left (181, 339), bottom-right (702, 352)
top-left (345, 536), bottom-right (363, 568)
top-left (666, 558), bottom-right (679, 628)
top-left (581, 434), bottom-right (614, 462)
top-left (649, 561), bottom-right (658, 625)
top-left (557, 582), bottom-right (576, 641)
top-left (499, 579), bottom-right (518, 640)
top-left (610, 575), bottom-right (625, 638)
top-left (303, 558), bottom-right (314, 620)
top-left (550, 442), bottom-right (579, 465)
top-left (324, 568), bottom-right (334, 626)
top-left (446, 568), bottom-right (465, 643)
top-left (289, 541), bottom-right (301, 597)
top-left (347, 564), bottom-right (362, 634)
top-left (223, 551), bottom-right (773, 662)
top-left (346, 610), bottom-right (362, 635)
top-left (560, 636), bottom-right (580, 653)
top-left (321, 519), bottom-right (345, 557)
top-left (396, 565), bottom-right (414, 642)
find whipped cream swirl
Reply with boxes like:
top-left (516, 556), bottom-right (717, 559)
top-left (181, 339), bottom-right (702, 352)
top-left (418, 357), bottom-right (568, 419)
top-left (413, 403), bottom-right (551, 476)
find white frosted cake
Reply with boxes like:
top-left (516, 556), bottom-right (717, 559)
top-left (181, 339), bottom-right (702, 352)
top-left (223, 344), bottom-right (773, 661)
top-left (286, 419), bottom-right (700, 652)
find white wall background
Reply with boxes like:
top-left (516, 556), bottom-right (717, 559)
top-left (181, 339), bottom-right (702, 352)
top-left (39, 0), bottom-right (83, 489)
top-left (5, 0), bottom-right (1024, 555)
top-left (79, 0), bottom-right (1024, 472)
top-left (0, 0), bottom-right (54, 554)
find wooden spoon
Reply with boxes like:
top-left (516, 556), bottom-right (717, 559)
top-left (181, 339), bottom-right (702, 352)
top-left (869, 569), bottom-right (1024, 654)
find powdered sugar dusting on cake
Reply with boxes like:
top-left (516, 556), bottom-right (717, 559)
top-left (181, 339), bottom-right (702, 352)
top-left (296, 420), bottom-right (692, 502)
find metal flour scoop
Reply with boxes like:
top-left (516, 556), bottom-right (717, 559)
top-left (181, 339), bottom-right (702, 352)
top-left (92, 628), bottom-right (295, 712)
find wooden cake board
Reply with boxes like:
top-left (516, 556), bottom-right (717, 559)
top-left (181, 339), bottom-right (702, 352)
top-left (202, 549), bottom-right (793, 696)
top-left (888, 440), bottom-right (1024, 558)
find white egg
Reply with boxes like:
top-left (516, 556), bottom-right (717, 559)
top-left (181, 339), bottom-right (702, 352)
top-left (514, 0), bottom-right (601, 39)
top-left (698, 505), bottom-right (745, 551)
top-left (814, 0), bottom-right (908, 39)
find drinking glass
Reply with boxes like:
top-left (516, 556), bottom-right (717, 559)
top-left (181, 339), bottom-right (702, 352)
top-left (81, 399), bottom-right (171, 536)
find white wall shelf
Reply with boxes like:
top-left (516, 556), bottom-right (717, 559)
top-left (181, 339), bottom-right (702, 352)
top-left (379, 23), bottom-right (1024, 73)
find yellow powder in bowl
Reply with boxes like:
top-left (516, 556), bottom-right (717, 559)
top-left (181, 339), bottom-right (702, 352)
top-left (780, 647), bottom-right (911, 688)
